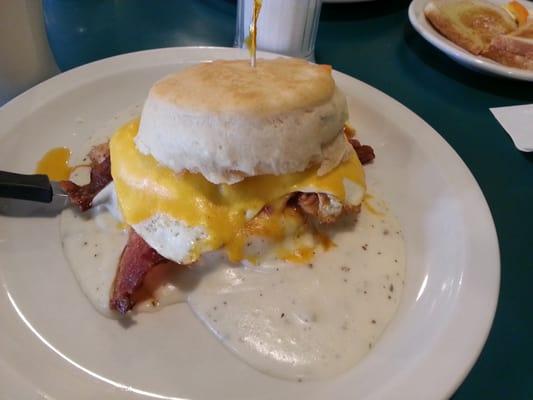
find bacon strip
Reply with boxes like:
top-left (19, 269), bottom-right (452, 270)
top-left (110, 230), bottom-right (167, 315)
top-left (349, 138), bottom-right (375, 165)
top-left (297, 193), bottom-right (319, 216)
top-left (295, 139), bottom-right (375, 221)
top-left (60, 143), bottom-right (112, 211)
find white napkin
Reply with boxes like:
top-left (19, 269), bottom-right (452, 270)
top-left (490, 104), bottom-right (533, 152)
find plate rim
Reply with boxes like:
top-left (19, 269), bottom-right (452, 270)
top-left (0, 46), bottom-right (500, 399)
top-left (332, 66), bottom-right (500, 399)
top-left (408, 0), bottom-right (533, 82)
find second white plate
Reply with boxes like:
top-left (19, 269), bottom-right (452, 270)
top-left (409, 0), bottom-right (533, 81)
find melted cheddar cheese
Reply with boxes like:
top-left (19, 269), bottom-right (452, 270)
top-left (110, 119), bottom-right (365, 262)
top-left (35, 147), bottom-right (73, 180)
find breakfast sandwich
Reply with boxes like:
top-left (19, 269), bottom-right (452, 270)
top-left (60, 58), bottom-right (375, 315)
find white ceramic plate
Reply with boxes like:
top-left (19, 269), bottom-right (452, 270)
top-left (409, 0), bottom-right (533, 81)
top-left (0, 47), bottom-right (499, 399)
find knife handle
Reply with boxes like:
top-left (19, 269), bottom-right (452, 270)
top-left (0, 171), bottom-right (53, 203)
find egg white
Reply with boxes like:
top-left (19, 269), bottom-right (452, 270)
top-left (95, 178), bottom-right (364, 266)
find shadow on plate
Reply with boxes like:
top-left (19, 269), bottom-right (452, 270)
top-left (522, 152), bottom-right (533, 164)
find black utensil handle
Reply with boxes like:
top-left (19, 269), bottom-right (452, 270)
top-left (0, 171), bottom-right (53, 203)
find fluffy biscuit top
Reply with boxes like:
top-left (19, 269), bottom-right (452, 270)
top-left (135, 58), bottom-right (350, 184)
top-left (149, 58), bottom-right (335, 116)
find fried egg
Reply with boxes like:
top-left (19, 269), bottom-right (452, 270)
top-left (108, 119), bottom-right (366, 265)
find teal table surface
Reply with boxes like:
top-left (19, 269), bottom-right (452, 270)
top-left (43, 0), bottom-right (533, 398)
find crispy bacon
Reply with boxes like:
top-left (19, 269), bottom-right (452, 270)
top-left (294, 138), bottom-right (375, 221)
top-left (110, 230), bottom-right (167, 315)
top-left (297, 193), bottom-right (319, 216)
top-left (60, 143), bottom-right (112, 211)
top-left (349, 138), bottom-right (375, 165)
top-left (294, 192), bottom-right (344, 223)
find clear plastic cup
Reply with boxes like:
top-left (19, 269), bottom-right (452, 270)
top-left (234, 0), bottom-right (322, 61)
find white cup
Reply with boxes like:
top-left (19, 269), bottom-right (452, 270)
top-left (0, 0), bottom-right (59, 105)
top-left (235, 0), bottom-right (323, 61)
